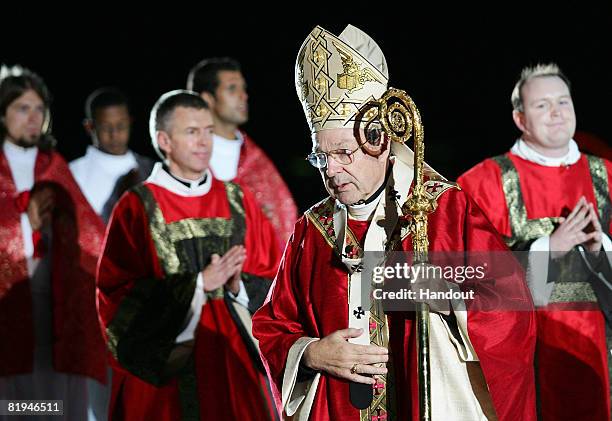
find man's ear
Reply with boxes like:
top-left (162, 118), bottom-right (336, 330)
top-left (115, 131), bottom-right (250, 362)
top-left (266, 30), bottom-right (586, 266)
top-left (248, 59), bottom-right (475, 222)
top-left (512, 110), bottom-right (527, 133)
top-left (157, 131), bottom-right (171, 155)
top-left (83, 118), bottom-right (95, 136)
top-left (200, 91), bottom-right (215, 108)
top-left (376, 134), bottom-right (391, 162)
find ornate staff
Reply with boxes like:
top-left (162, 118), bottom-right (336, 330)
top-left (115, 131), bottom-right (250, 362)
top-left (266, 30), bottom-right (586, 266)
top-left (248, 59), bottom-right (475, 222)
top-left (377, 88), bottom-right (438, 421)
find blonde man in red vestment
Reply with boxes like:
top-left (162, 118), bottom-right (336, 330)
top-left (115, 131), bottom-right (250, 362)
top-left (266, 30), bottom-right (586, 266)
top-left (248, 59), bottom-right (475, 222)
top-left (187, 57), bottom-right (298, 251)
top-left (0, 65), bottom-right (107, 420)
top-left (458, 63), bottom-right (612, 420)
top-left (97, 90), bottom-right (282, 420)
top-left (252, 25), bottom-right (537, 421)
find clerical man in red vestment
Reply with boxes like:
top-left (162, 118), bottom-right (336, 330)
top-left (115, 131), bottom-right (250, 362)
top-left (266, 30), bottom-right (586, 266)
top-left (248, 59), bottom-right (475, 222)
top-left (252, 25), bottom-right (537, 421)
top-left (458, 63), bottom-right (612, 421)
top-left (97, 90), bottom-right (281, 421)
top-left (0, 65), bottom-right (107, 419)
top-left (187, 57), bottom-right (298, 251)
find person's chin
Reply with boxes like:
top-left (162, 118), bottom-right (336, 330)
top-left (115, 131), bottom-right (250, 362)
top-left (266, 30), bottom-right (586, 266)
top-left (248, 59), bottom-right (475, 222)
top-left (548, 134), bottom-right (572, 146)
top-left (105, 147), bottom-right (128, 156)
top-left (195, 160), bottom-right (210, 174)
top-left (194, 164), bottom-right (208, 174)
top-left (335, 191), bottom-right (360, 205)
top-left (15, 136), bottom-right (39, 148)
top-left (546, 125), bottom-right (571, 137)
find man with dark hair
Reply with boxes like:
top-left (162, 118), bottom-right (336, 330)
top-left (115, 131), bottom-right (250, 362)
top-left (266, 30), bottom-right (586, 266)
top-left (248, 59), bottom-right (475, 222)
top-left (458, 63), bottom-right (612, 420)
top-left (187, 57), bottom-right (297, 250)
top-left (0, 65), bottom-right (107, 420)
top-left (97, 89), bottom-right (281, 420)
top-left (70, 87), bottom-right (153, 223)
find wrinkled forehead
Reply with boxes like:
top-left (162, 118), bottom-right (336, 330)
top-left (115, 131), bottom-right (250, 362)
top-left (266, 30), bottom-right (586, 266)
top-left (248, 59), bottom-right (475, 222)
top-left (313, 128), bottom-right (360, 151)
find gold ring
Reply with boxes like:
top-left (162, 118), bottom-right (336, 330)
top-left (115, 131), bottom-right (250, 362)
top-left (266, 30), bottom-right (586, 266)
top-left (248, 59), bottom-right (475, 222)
top-left (350, 363), bottom-right (358, 374)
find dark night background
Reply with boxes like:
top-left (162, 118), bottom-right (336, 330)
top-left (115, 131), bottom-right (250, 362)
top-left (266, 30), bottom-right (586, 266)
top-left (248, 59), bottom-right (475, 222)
top-left (3, 11), bottom-right (612, 212)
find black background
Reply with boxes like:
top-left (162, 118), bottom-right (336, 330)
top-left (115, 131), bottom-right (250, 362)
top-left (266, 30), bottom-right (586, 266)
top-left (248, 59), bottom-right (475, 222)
top-left (4, 10), bottom-right (612, 211)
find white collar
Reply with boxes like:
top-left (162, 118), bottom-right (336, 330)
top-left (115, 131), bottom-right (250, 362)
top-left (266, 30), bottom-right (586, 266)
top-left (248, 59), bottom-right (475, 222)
top-left (3, 139), bottom-right (38, 163)
top-left (85, 145), bottom-right (137, 174)
top-left (3, 139), bottom-right (38, 192)
top-left (511, 138), bottom-right (581, 167)
top-left (210, 131), bottom-right (244, 181)
top-left (146, 162), bottom-right (212, 197)
top-left (212, 130), bottom-right (244, 146)
top-left (347, 187), bottom-right (385, 221)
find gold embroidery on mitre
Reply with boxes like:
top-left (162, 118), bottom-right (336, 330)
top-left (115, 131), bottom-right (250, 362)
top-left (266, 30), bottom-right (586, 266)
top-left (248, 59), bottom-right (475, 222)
top-left (334, 40), bottom-right (385, 93)
top-left (295, 25), bottom-right (388, 132)
top-left (296, 49), bottom-right (309, 102)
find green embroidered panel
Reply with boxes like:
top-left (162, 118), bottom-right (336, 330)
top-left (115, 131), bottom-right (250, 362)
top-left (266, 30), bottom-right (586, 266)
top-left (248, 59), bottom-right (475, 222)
top-left (492, 155), bottom-right (610, 303)
top-left (586, 155), bottom-right (611, 233)
top-left (492, 155), bottom-right (559, 247)
top-left (107, 271), bottom-right (198, 385)
top-left (106, 182), bottom-right (248, 419)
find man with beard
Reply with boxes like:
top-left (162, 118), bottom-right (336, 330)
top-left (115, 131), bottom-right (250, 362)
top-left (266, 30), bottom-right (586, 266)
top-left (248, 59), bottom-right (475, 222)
top-left (0, 65), bottom-right (107, 420)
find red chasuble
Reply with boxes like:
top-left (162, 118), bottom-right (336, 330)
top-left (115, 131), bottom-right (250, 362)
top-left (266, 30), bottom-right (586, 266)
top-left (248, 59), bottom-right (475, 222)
top-left (458, 152), bottom-right (612, 421)
top-left (233, 131), bottom-right (298, 250)
top-left (97, 174), bottom-right (281, 421)
top-left (253, 187), bottom-right (537, 420)
top-left (0, 149), bottom-right (106, 381)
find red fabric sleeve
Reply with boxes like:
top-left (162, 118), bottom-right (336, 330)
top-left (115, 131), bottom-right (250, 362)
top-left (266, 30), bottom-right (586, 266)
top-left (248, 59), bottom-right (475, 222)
top-left (457, 157), bottom-right (512, 238)
top-left (97, 192), bottom-right (161, 332)
top-left (428, 189), bottom-right (537, 420)
top-left (251, 216), bottom-right (310, 390)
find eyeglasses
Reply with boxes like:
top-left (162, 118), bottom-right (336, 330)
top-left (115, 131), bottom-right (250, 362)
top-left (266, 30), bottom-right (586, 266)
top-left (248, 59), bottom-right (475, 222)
top-left (306, 143), bottom-right (363, 169)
